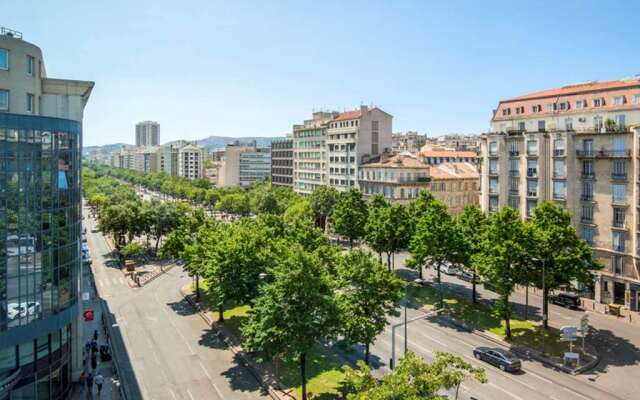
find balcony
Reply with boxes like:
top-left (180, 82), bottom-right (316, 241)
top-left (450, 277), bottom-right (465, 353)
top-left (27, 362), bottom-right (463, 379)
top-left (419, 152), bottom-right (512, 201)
top-left (581, 194), bottom-right (594, 202)
top-left (489, 170), bottom-right (499, 176)
top-left (613, 219), bottom-right (629, 230)
top-left (611, 172), bottom-right (627, 181)
top-left (527, 151), bottom-right (538, 157)
top-left (509, 188), bottom-right (519, 195)
top-left (553, 193), bottom-right (566, 201)
top-left (527, 191), bottom-right (538, 198)
top-left (576, 150), bottom-right (595, 158)
top-left (612, 197), bottom-right (629, 206)
top-left (527, 168), bottom-right (538, 177)
top-left (553, 149), bottom-right (566, 157)
top-left (582, 172), bottom-right (595, 179)
top-left (509, 170), bottom-right (519, 177)
top-left (553, 171), bottom-right (566, 179)
top-left (595, 149), bottom-right (631, 158)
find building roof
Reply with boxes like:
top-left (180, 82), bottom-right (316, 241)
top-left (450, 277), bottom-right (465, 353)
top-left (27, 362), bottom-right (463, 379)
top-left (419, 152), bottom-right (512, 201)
top-left (333, 110), bottom-right (362, 121)
top-left (429, 162), bottom-right (479, 180)
top-left (419, 144), bottom-right (477, 159)
top-left (361, 152), bottom-right (428, 169)
top-left (504, 78), bottom-right (640, 102)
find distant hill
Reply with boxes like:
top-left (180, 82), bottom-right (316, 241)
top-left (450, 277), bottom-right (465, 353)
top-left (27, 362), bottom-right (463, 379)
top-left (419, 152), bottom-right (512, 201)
top-left (84, 136), bottom-right (285, 154)
top-left (83, 143), bottom-right (131, 155)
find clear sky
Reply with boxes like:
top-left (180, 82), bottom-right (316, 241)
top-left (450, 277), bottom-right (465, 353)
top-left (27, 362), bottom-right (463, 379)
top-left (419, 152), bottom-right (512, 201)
top-left (5, 0), bottom-right (640, 146)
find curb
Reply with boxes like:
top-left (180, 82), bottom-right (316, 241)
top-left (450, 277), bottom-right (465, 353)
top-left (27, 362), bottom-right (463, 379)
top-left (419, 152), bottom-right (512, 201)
top-left (179, 287), bottom-right (294, 400)
top-left (438, 315), bottom-right (600, 375)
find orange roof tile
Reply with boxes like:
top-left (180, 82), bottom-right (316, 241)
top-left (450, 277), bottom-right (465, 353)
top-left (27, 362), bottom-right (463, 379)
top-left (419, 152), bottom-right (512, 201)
top-left (362, 153), bottom-right (428, 169)
top-left (419, 148), bottom-right (478, 158)
top-left (333, 110), bottom-right (362, 121)
top-left (504, 78), bottom-right (640, 103)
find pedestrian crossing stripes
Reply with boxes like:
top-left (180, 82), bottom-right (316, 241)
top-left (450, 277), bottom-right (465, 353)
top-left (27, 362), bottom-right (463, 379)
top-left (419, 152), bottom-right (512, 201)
top-left (97, 277), bottom-right (126, 287)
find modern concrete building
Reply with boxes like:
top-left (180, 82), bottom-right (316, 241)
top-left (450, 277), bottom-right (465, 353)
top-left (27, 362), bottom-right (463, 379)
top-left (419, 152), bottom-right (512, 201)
top-left (392, 131), bottom-right (428, 153)
top-left (326, 105), bottom-right (393, 192)
top-left (292, 111), bottom-right (338, 194)
top-left (177, 143), bottom-right (206, 180)
top-left (135, 120), bottom-right (160, 147)
top-left (359, 152), bottom-right (479, 213)
top-left (271, 138), bottom-right (293, 187)
top-left (218, 141), bottom-right (271, 187)
top-left (480, 77), bottom-right (640, 309)
top-left (0, 27), bottom-right (94, 398)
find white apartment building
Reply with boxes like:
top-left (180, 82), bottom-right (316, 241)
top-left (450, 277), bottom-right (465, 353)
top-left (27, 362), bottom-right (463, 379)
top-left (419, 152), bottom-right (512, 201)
top-left (326, 105), bottom-right (393, 192)
top-left (135, 120), bottom-right (160, 147)
top-left (292, 111), bottom-right (338, 194)
top-left (178, 143), bottom-right (205, 180)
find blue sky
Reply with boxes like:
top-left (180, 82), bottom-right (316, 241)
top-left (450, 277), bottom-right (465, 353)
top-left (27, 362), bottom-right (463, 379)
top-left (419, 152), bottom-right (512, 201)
top-left (4, 0), bottom-right (640, 146)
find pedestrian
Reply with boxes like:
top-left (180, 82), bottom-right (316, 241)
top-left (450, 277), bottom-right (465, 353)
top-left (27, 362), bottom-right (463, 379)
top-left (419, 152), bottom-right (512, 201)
top-left (91, 339), bottom-right (98, 354)
top-left (94, 372), bottom-right (104, 396)
top-left (93, 329), bottom-right (99, 341)
top-left (91, 353), bottom-right (97, 371)
top-left (86, 372), bottom-right (94, 394)
top-left (79, 371), bottom-right (86, 393)
top-left (85, 341), bottom-right (92, 356)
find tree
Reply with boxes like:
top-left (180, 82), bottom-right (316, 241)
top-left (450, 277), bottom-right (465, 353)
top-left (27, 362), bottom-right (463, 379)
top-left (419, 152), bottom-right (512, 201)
top-left (98, 202), bottom-right (139, 248)
top-left (366, 196), bottom-right (410, 270)
top-left (119, 241), bottom-right (145, 261)
top-left (336, 250), bottom-right (404, 364)
top-left (365, 194), bottom-right (391, 263)
top-left (242, 247), bottom-right (338, 400)
top-left (340, 351), bottom-right (487, 399)
top-left (332, 188), bottom-right (368, 249)
top-left (283, 197), bottom-right (314, 226)
top-left (408, 199), bottom-right (460, 308)
top-left (147, 201), bottom-right (183, 253)
top-left (473, 207), bottom-right (527, 340)
top-left (528, 201), bottom-right (602, 329)
top-left (456, 205), bottom-right (488, 304)
top-left (407, 189), bottom-right (435, 237)
top-left (215, 193), bottom-right (251, 216)
top-left (310, 185), bottom-right (338, 232)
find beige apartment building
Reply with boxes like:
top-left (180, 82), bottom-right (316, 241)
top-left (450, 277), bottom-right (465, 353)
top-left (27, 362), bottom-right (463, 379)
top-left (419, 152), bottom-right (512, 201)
top-left (359, 152), bottom-right (479, 213)
top-left (292, 111), bottom-right (338, 194)
top-left (392, 131), bottom-right (428, 153)
top-left (132, 146), bottom-right (161, 173)
top-left (327, 105), bottom-right (393, 192)
top-left (218, 141), bottom-right (271, 187)
top-left (480, 77), bottom-right (640, 310)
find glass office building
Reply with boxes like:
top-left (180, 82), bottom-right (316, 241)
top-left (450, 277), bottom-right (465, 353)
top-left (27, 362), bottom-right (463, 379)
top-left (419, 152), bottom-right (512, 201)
top-left (0, 28), bottom-right (93, 399)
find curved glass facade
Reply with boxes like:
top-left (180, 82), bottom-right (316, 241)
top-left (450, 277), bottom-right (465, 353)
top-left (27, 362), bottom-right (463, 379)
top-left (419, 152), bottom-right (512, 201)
top-left (0, 113), bottom-right (82, 399)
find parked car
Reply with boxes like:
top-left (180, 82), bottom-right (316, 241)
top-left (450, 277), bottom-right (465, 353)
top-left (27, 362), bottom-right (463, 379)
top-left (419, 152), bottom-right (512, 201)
top-left (549, 292), bottom-right (581, 309)
top-left (458, 270), bottom-right (474, 282)
top-left (82, 253), bottom-right (92, 266)
top-left (441, 263), bottom-right (459, 276)
top-left (82, 243), bottom-right (89, 253)
top-left (473, 347), bottom-right (522, 372)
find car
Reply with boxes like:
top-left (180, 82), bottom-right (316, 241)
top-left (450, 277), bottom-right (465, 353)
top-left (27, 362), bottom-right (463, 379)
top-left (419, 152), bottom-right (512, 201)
top-left (458, 270), bottom-right (474, 282)
top-left (82, 234), bottom-right (88, 243)
top-left (81, 243), bottom-right (89, 252)
top-left (440, 263), bottom-right (459, 276)
top-left (82, 253), bottom-right (92, 265)
top-left (473, 347), bottom-right (522, 372)
top-left (549, 292), bottom-right (581, 309)
top-left (7, 302), bottom-right (41, 321)
top-left (412, 278), bottom-right (426, 286)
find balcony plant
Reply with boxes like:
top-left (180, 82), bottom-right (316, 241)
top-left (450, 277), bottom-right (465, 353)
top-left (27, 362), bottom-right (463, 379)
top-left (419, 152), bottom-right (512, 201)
top-left (605, 118), bottom-right (617, 132)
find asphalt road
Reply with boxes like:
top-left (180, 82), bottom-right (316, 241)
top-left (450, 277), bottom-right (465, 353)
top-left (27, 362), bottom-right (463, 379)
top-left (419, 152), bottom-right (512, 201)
top-left (84, 208), bottom-right (270, 400)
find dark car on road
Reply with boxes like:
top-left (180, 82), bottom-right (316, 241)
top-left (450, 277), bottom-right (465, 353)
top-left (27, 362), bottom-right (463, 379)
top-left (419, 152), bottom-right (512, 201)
top-left (549, 292), bottom-right (581, 309)
top-left (473, 347), bottom-right (522, 372)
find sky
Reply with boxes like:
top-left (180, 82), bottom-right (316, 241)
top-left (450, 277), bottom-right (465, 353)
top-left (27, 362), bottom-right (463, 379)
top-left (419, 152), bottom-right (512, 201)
top-left (4, 0), bottom-right (640, 146)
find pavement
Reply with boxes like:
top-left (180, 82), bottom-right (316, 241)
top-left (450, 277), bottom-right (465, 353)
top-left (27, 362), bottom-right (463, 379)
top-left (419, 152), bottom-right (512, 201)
top-left (82, 206), bottom-right (271, 400)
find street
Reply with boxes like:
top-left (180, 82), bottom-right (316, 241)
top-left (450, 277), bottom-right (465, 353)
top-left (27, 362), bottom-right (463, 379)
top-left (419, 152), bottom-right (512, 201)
top-left (84, 209), bottom-right (270, 400)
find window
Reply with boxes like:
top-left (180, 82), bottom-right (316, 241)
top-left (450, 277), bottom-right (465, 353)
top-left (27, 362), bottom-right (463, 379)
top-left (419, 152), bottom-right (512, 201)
top-left (576, 99), bottom-right (586, 109)
top-left (594, 116), bottom-right (603, 131)
top-left (372, 120), bottom-right (378, 130)
top-left (614, 256), bottom-right (625, 274)
top-left (553, 180), bottom-right (566, 199)
top-left (565, 118), bottom-right (573, 130)
top-left (583, 139), bottom-right (593, 155)
top-left (532, 104), bottom-right (541, 113)
top-left (538, 120), bottom-right (546, 131)
top-left (509, 177), bottom-right (519, 193)
top-left (613, 137), bottom-right (626, 156)
top-left (527, 140), bottom-right (537, 155)
top-left (613, 231), bottom-right (626, 252)
top-left (0, 89), bottom-right (7, 111)
top-left (582, 181), bottom-right (593, 200)
top-left (515, 106), bottom-right (524, 114)
top-left (582, 205), bottom-right (593, 222)
top-left (546, 103), bottom-right (557, 112)
top-left (502, 108), bottom-right (511, 116)
top-left (489, 196), bottom-right (499, 212)
top-left (615, 114), bottom-right (626, 129)
top-left (509, 140), bottom-right (519, 156)
top-left (613, 184), bottom-right (626, 202)
top-left (582, 160), bottom-right (593, 177)
top-left (527, 180), bottom-right (537, 197)
top-left (26, 55), bottom-right (34, 76)
top-left (26, 93), bottom-right (34, 113)
top-left (553, 159), bottom-right (566, 177)
top-left (559, 102), bottom-right (569, 111)
top-left (508, 196), bottom-right (519, 209)
top-left (517, 121), bottom-right (526, 131)
top-left (489, 159), bottom-right (498, 174)
top-left (582, 227), bottom-right (593, 245)
top-left (613, 96), bottom-right (624, 106)
top-left (489, 178), bottom-right (498, 193)
top-left (593, 97), bottom-right (604, 107)
top-left (510, 158), bottom-right (519, 175)
top-left (489, 141), bottom-right (498, 156)
top-left (553, 138), bottom-right (565, 156)
top-left (613, 160), bottom-right (626, 178)
top-left (613, 207), bottom-right (626, 228)
top-left (635, 94), bottom-right (640, 104)
top-left (527, 159), bottom-right (537, 176)
top-left (0, 48), bottom-right (7, 70)
top-left (526, 199), bottom-right (537, 217)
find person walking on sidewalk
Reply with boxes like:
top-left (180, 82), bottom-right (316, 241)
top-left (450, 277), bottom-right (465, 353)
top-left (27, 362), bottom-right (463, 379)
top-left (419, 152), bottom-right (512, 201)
top-left (94, 372), bottom-right (104, 396)
top-left (86, 372), bottom-right (94, 396)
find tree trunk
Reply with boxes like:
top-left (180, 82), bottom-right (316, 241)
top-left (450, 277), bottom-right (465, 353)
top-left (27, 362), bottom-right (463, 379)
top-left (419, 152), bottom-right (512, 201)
top-left (504, 294), bottom-right (512, 340)
top-left (195, 275), bottom-right (201, 301)
top-left (378, 252), bottom-right (382, 264)
top-left (543, 287), bottom-right (549, 330)
top-left (349, 238), bottom-right (353, 250)
top-left (525, 284), bottom-right (529, 321)
top-left (387, 253), bottom-right (392, 272)
top-left (300, 352), bottom-right (307, 400)
top-left (155, 236), bottom-right (161, 253)
top-left (218, 302), bottom-right (224, 322)
top-left (437, 264), bottom-right (443, 309)
top-left (365, 342), bottom-right (370, 365)
top-left (472, 272), bottom-right (477, 304)
top-left (419, 264), bottom-right (423, 280)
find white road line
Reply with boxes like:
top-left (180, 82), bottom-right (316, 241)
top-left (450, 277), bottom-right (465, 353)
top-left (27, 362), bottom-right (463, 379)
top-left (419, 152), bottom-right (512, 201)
top-left (186, 389), bottom-right (195, 400)
top-left (489, 382), bottom-right (525, 400)
top-left (153, 290), bottom-right (195, 355)
top-left (564, 387), bottom-right (592, 400)
top-left (199, 361), bottom-right (212, 380)
top-left (200, 361), bottom-right (224, 399)
top-left (168, 389), bottom-right (177, 400)
top-left (526, 370), bottom-right (553, 384)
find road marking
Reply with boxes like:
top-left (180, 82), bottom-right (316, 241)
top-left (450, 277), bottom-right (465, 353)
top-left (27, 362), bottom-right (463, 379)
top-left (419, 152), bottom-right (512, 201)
top-left (526, 370), bottom-right (553, 384)
top-left (168, 389), bottom-right (177, 400)
top-left (489, 382), bottom-right (524, 400)
top-left (200, 361), bottom-right (224, 399)
top-left (563, 387), bottom-right (592, 400)
top-left (186, 389), bottom-right (195, 400)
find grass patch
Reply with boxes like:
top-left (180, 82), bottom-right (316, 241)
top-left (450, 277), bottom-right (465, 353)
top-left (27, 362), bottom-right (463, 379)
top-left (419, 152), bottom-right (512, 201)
top-left (407, 282), bottom-right (580, 357)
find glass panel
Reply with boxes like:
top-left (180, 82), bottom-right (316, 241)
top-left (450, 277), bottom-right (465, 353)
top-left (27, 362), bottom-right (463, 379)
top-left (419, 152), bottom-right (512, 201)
top-left (0, 49), bottom-right (7, 69)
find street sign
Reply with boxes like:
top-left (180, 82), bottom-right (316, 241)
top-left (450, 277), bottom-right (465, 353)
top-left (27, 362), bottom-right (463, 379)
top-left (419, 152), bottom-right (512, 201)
top-left (560, 326), bottom-right (578, 341)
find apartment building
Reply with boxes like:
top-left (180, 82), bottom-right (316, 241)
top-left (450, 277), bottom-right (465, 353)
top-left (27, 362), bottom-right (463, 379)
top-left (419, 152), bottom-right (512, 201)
top-left (110, 149), bottom-right (134, 169)
top-left (292, 111), bottom-right (338, 194)
top-left (0, 27), bottom-right (94, 397)
top-left (271, 138), bottom-right (293, 187)
top-left (327, 105), bottom-right (393, 192)
top-left (132, 146), bottom-right (161, 173)
top-left (419, 144), bottom-right (480, 165)
top-left (219, 141), bottom-right (271, 187)
top-left (480, 77), bottom-right (640, 310)
top-left (359, 152), bottom-right (479, 213)
top-left (178, 143), bottom-right (205, 180)
top-left (135, 120), bottom-right (160, 147)
top-left (392, 131), bottom-right (428, 153)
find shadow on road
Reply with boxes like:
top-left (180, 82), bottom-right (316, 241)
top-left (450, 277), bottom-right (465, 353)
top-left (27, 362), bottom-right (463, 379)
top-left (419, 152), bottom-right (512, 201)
top-left (584, 328), bottom-right (640, 376)
top-left (220, 353), bottom-right (270, 395)
top-left (167, 298), bottom-right (198, 317)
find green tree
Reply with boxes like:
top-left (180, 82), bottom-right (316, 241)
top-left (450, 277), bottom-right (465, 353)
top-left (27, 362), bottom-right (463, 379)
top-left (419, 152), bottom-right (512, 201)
top-left (365, 194), bottom-right (391, 263)
top-left (98, 202), bottom-right (139, 247)
top-left (215, 193), bottom-right (251, 216)
top-left (336, 250), bottom-right (404, 364)
top-left (473, 207), bottom-right (527, 340)
top-left (408, 199), bottom-right (460, 308)
top-left (529, 201), bottom-right (602, 329)
top-left (332, 188), bottom-right (368, 249)
top-left (119, 241), bottom-right (145, 260)
top-left (241, 247), bottom-right (338, 400)
top-left (310, 185), bottom-right (338, 231)
top-left (456, 205), bottom-right (488, 304)
top-left (283, 197), bottom-right (314, 226)
top-left (366, 196), bottom-right (410, 270)
top-left (340, 351), bottom-right (487, 400)
top-left (407, 189), bottom-right (435, 237)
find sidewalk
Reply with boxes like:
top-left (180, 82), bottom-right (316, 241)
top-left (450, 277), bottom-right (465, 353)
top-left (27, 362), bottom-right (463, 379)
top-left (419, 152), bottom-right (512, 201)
top-left (69, 260), bottom-right (122, 399)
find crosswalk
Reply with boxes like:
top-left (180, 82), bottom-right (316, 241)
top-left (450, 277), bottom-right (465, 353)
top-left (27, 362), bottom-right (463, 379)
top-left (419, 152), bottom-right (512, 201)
top-left (97, 277), bottom-right (127, 287)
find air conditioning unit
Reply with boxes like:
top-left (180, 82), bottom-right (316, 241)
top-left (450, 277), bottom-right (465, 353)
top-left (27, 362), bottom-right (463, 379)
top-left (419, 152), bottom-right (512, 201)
top-left (578, 117), bottom-right (586, 123)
